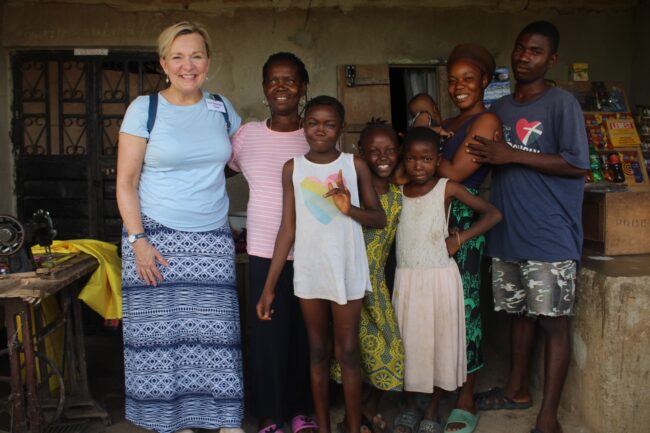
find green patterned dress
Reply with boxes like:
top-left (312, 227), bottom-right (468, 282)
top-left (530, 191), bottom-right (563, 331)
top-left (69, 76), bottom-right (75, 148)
top-left (449, 193), bottom-right (484, 373)
top-left (442, 113), bottom-right (490, 374)
top-left (331, 183), bottom-right (404, 390)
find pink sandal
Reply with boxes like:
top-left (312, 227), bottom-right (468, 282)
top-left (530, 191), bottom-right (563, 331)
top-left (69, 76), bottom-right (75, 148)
top-left (291, 415), bottom-right (319, 433)
top-left (259, 424), bottom-right (283, 433)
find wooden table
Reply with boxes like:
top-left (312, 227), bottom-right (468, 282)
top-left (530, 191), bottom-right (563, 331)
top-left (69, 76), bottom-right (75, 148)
top-left (0, 253), bottom-right (110, 432)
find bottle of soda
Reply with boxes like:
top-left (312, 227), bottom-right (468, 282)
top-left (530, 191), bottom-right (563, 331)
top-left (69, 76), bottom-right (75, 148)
top-left (608, 152), bottom-right (626, 183)
top-left (630, 158), bottom-right (644, 183)
top-left (599, 154), bottom-right (614, 182)
top-left (589, 147), bottom-right (604, 182)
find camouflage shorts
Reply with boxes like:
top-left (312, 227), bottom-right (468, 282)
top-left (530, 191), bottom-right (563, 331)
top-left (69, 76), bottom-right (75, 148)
top-left (492, 258), bottom-right (577, 317)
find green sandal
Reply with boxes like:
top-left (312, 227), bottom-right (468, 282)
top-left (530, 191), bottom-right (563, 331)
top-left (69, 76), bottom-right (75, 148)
top-left (443, 409), bottom-right (479, 433)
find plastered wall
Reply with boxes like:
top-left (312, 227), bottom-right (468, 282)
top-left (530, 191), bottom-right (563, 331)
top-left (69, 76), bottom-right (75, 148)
top-left (631, 0), bottom-right (650, 107)
top-left (0, 5), bottom-right (10, 215)
top-left (0, 1), bottom-right (645, 215)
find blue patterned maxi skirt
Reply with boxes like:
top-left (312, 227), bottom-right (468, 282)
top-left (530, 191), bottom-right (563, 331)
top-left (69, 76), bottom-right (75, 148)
top-left (121, 215), bottom-right (244, 433)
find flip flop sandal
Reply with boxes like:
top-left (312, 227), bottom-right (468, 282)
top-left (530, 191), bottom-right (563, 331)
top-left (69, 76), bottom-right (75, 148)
top-left (443, 409), bottom-right (479, 433)
top-left (361, 416), bottom-right (375, 433)
top-left (416, 419), bottom-right (442, 433)
top-left (259, 424), bottom-right (283, 433)
top-left (365, 413), bottom-right (387, 433)
top-left (392, 409), bottom-right (422, 433)
top-left (291, 416), bottom-right (318, 433)
top-left (474, 387), bottom-right (532, 411)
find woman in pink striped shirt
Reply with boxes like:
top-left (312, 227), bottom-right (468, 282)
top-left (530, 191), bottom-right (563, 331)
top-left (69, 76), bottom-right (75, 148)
top-left (228, 52), bottom-right (316, 433)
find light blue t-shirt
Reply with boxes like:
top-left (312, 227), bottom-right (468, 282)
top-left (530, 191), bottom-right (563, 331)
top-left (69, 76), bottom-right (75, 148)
top-left (120, 91), bottom-right (241, 232)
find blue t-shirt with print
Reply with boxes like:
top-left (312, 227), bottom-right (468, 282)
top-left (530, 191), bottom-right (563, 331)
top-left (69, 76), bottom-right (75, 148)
top-left (486, 87), bottom-right (589, 262)
top-left (120, 91), bottom-right (241, 232)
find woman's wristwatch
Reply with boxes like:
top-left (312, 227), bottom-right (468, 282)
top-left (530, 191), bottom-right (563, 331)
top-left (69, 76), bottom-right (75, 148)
top-left (127, 232), bottom-right (147, 244)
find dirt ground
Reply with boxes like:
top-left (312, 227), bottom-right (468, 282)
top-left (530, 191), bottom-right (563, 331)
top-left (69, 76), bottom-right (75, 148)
top-left (80, 333), bottom-right (592, 433)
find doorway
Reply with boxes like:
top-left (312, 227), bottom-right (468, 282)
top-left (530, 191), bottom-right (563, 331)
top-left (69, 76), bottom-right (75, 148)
top-left (337, 63), bottom-right (453, 152)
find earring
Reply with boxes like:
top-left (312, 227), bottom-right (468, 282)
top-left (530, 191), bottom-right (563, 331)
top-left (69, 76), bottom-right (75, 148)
top-left (165, 75), bottom-right (170, 84)
top-left (262, 97), bottom-right (270, 107)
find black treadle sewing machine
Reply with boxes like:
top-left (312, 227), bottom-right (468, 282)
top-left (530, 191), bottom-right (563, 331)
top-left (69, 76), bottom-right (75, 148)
top-left (0, 210), bottom-right (57, 274)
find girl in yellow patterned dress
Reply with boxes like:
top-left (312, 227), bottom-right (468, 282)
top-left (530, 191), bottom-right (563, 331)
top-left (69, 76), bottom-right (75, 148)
top-left (332, 120), bottom-right (405, 432)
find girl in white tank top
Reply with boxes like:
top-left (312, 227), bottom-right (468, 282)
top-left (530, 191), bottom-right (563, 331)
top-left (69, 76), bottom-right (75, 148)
top-left (256, 96), bottom-right (386, 433)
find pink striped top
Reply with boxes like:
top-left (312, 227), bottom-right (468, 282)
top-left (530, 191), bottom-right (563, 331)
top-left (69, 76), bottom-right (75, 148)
top-left (229, 121), bottom-right (309, 259)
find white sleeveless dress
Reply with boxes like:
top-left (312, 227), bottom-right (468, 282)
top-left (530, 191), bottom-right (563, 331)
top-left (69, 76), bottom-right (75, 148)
top-left (393, 178), bottom-right (467, 392)
top-left (292, 153), bottom-right (372, 304)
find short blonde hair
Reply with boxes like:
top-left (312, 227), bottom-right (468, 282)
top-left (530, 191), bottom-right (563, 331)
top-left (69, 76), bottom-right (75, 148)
top-left (157, 21), bottom-right (212, 59)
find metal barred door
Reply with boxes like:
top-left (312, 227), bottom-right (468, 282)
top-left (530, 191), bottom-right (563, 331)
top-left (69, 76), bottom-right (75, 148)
top-left (12, 51), bottom-right (166, 242)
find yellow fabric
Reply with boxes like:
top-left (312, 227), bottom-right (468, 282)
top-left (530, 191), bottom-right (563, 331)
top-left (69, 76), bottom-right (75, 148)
top-left (32, 239), bottom-right (122, 319)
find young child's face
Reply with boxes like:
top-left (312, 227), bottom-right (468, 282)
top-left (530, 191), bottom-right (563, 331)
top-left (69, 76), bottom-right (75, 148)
top-left (511, 32), bottom-right (557, 84)
top-left (304, 105), bottom-right (343, 153)
top-left (360, 129), bottom-right (399, 179)
top-left (409, 97), bottom-right (442, 126)
top-left (403, 140), bottom-right (439, 184)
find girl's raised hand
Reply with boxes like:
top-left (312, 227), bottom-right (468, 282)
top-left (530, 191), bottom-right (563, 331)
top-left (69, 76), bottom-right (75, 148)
top-left (323, 169), bottom-right (351, 215)
top-left (256, 290), bottom-right (276, 321)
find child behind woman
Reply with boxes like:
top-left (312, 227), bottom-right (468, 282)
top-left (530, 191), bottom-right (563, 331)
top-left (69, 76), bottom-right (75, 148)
top-left (392, 127), bottom-right (501, 433)
top-left (257, 96), bottom-right (386, 433)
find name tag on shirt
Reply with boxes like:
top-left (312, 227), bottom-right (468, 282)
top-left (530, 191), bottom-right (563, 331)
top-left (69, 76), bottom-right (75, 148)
top-left (206, 98), bottom-right (226, 113)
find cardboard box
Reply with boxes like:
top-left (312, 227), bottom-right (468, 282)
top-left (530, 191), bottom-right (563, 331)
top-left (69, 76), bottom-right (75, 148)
top-left (583, 191), bottom-right (650, 255)
top-left (570, 63), bottom-right (589, 81)
top-left (606, 115), bottom-right (642, 147)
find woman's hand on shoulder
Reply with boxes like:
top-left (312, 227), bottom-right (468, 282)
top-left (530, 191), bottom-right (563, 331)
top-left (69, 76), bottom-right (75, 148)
top-left (133, 240), bottom-right (169, 286)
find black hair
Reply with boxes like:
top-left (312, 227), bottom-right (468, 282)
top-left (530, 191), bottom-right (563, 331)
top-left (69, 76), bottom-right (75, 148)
top-left (408, 93), bottom-right (436, 107)
top-left (403, 127), bottom-right (440, 152)
top-left (518, 21), bottom-right (560, 54)
top-left (262, 52), bottom-right (310, 83)
top-left (304, 95), bottom-right (345, 123)
top-left (358, 117), bottom-right (398, 151)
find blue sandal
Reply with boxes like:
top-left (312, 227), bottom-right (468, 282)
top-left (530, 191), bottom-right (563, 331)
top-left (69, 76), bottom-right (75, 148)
top-left (392, 409), bottom-right (421, 433)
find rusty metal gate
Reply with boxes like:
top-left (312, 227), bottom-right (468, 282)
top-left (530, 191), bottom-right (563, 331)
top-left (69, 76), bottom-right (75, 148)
top-left (11, 51), bottom-right (166, 242)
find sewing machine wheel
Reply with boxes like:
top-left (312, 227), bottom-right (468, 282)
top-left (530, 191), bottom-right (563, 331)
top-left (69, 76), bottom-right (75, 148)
top-left (0, 348), bottom-right (65, 429)
top-left (0, 216), bottom-right (25, 256)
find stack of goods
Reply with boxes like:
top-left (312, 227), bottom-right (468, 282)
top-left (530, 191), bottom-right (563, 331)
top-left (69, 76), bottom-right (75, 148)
top-left (583, 112), bottom-right (646, 186)
top-left (636, 106), bottom-right (650, 179)
top-left (483, 67), bottom-right (511, 108)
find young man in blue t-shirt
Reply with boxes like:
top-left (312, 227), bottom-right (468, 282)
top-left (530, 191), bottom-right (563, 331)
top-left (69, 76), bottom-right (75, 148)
top-left (467, 21), bottom-right (589, 433)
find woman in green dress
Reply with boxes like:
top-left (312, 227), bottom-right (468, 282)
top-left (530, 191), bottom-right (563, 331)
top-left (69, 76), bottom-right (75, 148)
top-left (438, 43), bottom-right (501, 433)
top-left (332, 120), bottom-right (404, 432)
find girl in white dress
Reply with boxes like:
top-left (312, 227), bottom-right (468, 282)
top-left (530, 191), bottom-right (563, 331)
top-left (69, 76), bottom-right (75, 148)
top-left (257, 96), bottom-right (386, 433)
top-left (392, 127), bottom-right (501, 433)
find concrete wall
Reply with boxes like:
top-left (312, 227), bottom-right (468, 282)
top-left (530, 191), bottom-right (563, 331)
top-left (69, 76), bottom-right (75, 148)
top-left (631, 0), bottom-right (650, 107)
top-left (0, 4), bottom-right (11, 215)
top-left (563, 260), bottom-right (650, 433)
top-left (0, 1), bottom-right (641, 214)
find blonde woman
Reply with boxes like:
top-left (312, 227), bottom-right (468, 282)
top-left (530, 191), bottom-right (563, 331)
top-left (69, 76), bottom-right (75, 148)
top-left (116, 21), bottom-right (243, 433)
